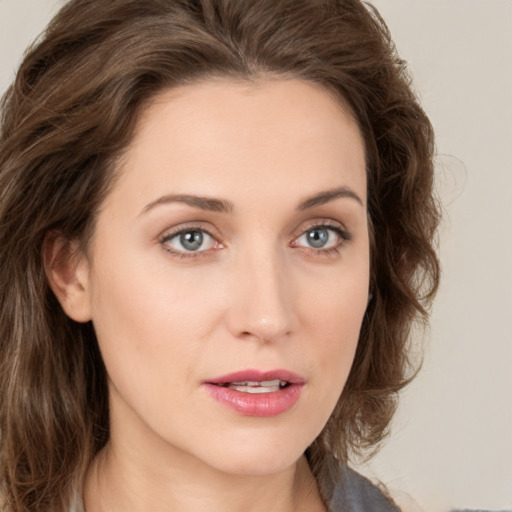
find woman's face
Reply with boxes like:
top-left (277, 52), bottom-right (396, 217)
top-left (78, 79), bottom-right (369, 475)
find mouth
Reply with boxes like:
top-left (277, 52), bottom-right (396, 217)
top-left (203, 370), bottom-right (305, 417)
top-left (214, 379), bottom-right (290, 394)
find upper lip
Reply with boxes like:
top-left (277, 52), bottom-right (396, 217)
top-left (205, 369), bottom-right (306, 385)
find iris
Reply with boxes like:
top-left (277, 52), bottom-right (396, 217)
top-left (306, 228), bottom-right (330, 248)
top-left (180, 230), bottom-right (204, 251)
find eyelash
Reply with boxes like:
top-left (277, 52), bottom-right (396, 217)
top-left (159, 223), bottom-right (219, 260)
top-left (291, 221), bottom-right (352, 258)
top-left (158, 221), bottom-right (352, 260)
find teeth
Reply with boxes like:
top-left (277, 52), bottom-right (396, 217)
top-left (230, 385), bottom-right (280, 393)
top-left (230, 379), bottom-right (282, 387)
top-left (224, 379), bottom-right (288, 393)
top-left (261, 379), bottom-right (281, 386)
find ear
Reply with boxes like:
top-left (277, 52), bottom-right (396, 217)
top-left (43, 231), bottom-right (92, 323)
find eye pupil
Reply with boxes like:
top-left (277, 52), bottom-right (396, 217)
top-left (307, 228), bottom-right (329, 248)
top-left (180, 230), bottom-right (203, 251)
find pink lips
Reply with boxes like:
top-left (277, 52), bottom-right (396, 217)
top-left (203, 369), bottom-right (305, 417)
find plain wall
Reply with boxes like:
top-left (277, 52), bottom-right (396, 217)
top-left (1, 1), bottom-right (511, 511)
top-left (357, 2), bottom-right (512, 511)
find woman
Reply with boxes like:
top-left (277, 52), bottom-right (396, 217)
top-left (0, 0), bottom-right (440, 511)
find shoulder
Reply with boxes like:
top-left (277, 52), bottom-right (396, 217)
top-left (315, 455), bottom-right (400, 512)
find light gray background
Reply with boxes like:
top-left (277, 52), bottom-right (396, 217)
top-left (1, 1), bottom-right (511, 511)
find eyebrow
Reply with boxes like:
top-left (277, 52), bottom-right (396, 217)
top-left (140, 194), bottom-right (233, 215)
top-left (139, 186), bottom-right (363, 216)
top-left (297, 186), bottom-right (364, 210)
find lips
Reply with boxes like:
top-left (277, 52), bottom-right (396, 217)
top-left (203, 369), bottom-right (305, 417)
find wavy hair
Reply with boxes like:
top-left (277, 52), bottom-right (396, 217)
top-left (0, 0), bottom-right (440, 510)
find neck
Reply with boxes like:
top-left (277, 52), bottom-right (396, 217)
top-left (83, 444), bottom-right (326, 512)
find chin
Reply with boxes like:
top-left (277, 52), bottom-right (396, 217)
top-left (192, 430), bottom-right (312, 477)
top-left (215, 452), bottom-right (303, 477)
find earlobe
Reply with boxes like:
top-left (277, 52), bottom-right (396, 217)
top-left (43, 232), bottom-right (93, 323)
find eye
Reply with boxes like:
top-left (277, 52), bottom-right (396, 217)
top-left (161, 228), bottom-right (217, 254)
top-left (293, 224), bottom-right (350, 251)
top-left (301, 227), bottom-right (334, 249)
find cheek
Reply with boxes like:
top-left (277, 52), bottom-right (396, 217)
top-left (310, 298), bottom-right (364, 385)
top-left (300, 263), bottom-right (369, 338)
top-left (87, 246), bottom-right (222, 395)
top-left (298, 262), bottom-right (369, 386)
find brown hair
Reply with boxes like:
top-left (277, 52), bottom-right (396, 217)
top-left (0, 0), bottom-right (440, 510)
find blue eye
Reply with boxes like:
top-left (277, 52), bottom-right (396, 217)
top-left (305, 228), bottom-right (330, 248)
top-left (163, 229), bottom-right (216, 253)
top-left (295, 226), bottom-right (348, 250)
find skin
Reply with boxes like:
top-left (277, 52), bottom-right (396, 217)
top-left (48, 78), bottom-right (369, 512)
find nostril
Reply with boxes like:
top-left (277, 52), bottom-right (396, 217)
top-left (239, 328), bottom-right (291, 344)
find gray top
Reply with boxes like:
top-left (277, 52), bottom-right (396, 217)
top-left (316, 455), bottom-right (400, 512)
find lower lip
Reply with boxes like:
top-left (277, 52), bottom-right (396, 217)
top-left (203, 383), bottom-right (304, 417)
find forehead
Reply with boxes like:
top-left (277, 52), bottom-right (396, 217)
top-left (110, 78), bottom-right (367, 213)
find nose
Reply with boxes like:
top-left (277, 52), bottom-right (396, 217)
top-left (225, 246), bottom-right (296, 344)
